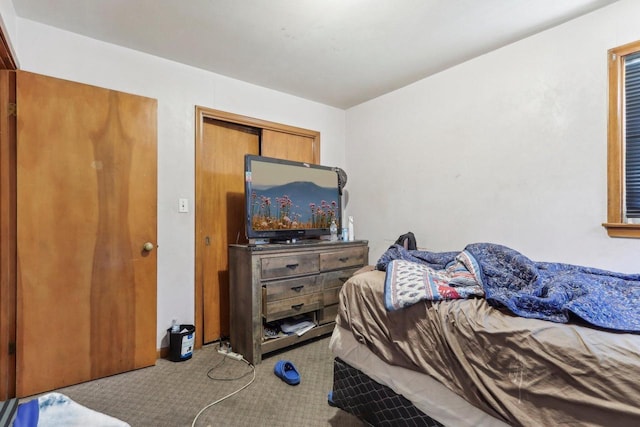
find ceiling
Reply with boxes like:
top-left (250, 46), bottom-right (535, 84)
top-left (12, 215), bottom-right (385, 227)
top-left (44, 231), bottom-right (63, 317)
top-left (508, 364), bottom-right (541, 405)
top-left (11, 0), bottom-right (618, 109)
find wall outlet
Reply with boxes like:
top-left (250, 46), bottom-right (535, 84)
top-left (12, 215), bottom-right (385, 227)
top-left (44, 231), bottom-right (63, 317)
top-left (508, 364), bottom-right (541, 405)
top-left (178, 198), bottom-right (189, 213)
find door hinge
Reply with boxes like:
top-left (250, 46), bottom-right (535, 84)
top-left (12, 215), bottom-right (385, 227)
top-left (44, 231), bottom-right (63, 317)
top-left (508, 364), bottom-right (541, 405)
top-left (7, 102), bottom-right (16, 117)
top-left (8, 342), bottom-right (16, 355)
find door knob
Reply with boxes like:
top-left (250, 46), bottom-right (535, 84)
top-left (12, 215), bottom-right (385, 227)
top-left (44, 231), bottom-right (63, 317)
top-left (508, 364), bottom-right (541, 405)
top-left (142, 242), bottom-right (154, 251)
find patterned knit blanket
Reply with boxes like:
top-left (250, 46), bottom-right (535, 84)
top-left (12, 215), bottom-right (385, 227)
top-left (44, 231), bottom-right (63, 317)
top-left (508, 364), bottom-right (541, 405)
top-left (384, 250), bottom-right (484, 310)
top-left (379, 243), bottom-right (640, 332)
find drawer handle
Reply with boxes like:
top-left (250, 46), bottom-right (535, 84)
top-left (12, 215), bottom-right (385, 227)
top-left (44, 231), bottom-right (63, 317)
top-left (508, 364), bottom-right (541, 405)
top-left (291, 285), bottom-right (304, 292)
top-left (291, 303), bottom-right (304, 310)
top-left (339, 257), bottom-right (349, 263)
top-left (286, 263), bottom-right (299, 270)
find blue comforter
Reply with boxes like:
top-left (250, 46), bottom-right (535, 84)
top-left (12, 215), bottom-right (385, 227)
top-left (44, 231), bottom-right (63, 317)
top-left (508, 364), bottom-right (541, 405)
top-left (377, 243), bottom-right (640, 332)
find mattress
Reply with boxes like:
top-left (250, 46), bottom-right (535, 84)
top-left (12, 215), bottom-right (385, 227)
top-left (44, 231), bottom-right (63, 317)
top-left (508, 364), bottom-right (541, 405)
top-left (334, 269), bottom-right (640, 427)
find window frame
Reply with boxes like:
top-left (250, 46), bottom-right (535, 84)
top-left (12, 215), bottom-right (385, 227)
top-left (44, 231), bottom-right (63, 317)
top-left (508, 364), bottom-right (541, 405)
top-left (603, 40), bottom-right (640, 238)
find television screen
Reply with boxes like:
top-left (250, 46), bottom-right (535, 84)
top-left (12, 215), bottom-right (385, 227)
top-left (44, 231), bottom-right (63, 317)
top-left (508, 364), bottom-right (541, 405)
top-left (244, 155), bottom-right (341, 242)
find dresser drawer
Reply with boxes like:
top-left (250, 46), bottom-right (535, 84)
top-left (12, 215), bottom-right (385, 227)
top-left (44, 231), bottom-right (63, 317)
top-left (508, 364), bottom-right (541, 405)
top-left (318, 304), bottom-right (339, 325)
top-left (320, 247), bottom-right (367, 271)
top-left (323, 287), bottom-right (341, 306)
top-left (261, 253), bottom-right (320, 279)
top-left (322, 267), bottom-right (361, 290)
top-left (262, 293), bottom-right (322, 322)
top-left (263, 276), bottom-right (322, 302)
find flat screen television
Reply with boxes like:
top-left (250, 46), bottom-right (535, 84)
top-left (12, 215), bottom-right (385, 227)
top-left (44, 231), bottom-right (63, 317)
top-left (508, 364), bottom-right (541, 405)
top-left (244, 155), bottom-right (341, 243)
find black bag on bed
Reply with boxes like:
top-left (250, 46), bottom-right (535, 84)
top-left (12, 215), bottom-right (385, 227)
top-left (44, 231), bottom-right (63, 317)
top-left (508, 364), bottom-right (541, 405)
top-left (393, 232), bottom-right (417, 250)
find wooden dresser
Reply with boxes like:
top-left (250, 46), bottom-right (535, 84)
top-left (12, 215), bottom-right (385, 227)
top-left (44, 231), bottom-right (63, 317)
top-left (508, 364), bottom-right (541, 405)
top-left (228, 240), bottom-right (369, 365)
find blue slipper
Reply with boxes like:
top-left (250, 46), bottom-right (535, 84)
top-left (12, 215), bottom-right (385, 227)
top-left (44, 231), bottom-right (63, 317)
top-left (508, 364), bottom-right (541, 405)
top-left (327, 391), bottom-right (337, 407)
top-left (274, 360), bottom-right (300, 385)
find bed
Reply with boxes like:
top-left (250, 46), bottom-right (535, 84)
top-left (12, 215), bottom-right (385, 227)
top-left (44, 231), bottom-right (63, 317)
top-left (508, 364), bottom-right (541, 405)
top-left (329, 242), bottom-right (640, 426)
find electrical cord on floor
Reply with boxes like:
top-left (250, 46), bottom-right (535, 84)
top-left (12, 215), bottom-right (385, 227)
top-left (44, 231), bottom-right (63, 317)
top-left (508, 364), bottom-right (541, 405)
top-left (206, 355), bottom-right (253, 381)
top-left (191, 353), bottom-right (256, 427)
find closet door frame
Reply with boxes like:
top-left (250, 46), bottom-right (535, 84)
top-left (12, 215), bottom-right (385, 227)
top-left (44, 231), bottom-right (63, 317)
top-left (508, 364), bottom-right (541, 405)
top-left (194, 106), bottom-right (320, 348)
top-left (0, 70), bottom-right (17, 400)
top-left (0, 15), bottom-right (17, 399)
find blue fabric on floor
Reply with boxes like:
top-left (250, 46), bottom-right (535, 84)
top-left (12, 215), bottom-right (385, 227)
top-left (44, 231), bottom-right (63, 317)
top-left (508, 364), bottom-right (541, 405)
top-left (13, 399), bottom-right (39, 427)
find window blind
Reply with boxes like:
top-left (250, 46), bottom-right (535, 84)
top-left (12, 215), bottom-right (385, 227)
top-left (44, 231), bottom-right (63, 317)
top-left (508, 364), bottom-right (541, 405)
top-left (624, 53), bottom-right (640, 218)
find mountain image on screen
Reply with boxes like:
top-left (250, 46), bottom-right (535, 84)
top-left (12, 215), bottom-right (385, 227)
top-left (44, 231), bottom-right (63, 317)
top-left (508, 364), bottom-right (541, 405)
top-left (249, 181), bottom-right (338, 230)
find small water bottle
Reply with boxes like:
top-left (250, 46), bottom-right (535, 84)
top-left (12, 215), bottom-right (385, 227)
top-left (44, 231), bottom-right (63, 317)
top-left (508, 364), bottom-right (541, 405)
top-left (348, 216), bottom-right (354, 241)
top-left (330, 220), bottom-right (338, 241)
top-left (171, 319), bottom-right (179, 333)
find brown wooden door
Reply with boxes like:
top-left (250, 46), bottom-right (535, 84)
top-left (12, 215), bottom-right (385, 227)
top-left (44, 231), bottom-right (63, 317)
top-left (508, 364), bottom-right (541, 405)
top-left (15, 71), bottom-right (157, 397)
top-left (197, 119), bottom-right (259, 343)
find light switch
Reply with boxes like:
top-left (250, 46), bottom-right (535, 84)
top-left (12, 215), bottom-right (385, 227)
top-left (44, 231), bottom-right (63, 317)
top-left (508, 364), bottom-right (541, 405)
top-left (178, 198), bottom-right (189, 213)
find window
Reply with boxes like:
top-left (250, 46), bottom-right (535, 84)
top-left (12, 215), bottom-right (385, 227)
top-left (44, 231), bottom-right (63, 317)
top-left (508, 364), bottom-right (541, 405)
top-left (604, 41), bottom-right (640, 238)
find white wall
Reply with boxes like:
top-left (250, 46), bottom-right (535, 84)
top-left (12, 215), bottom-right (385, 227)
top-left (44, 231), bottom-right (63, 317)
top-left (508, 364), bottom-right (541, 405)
top-left (1, 13), bottom-right (346, 347)
top-left (346, 0), bottom-right (640, 273)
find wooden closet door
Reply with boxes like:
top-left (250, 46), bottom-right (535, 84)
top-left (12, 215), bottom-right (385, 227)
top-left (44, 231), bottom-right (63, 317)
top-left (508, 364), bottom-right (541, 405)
top-left (198, 119), bottom-right (259, 343)
top-left (195, 108), bottom-right (320, 347)
top-left (16, 71), bottom-right (157, 396)
top-left (261, 129), bottom-right (317, 163)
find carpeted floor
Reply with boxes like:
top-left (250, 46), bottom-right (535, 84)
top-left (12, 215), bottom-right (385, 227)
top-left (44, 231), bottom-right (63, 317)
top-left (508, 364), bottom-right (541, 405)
top-left (35, 335), bottom-right (365, 427)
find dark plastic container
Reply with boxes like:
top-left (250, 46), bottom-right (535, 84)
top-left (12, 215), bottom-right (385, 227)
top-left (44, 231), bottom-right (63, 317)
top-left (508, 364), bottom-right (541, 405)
top-left (167, 324), bottom-right (195, 362)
